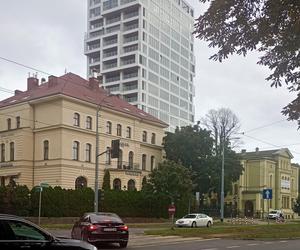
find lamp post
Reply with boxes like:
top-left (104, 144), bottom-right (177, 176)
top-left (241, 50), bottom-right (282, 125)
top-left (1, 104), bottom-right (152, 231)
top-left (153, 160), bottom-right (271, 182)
top-left (94, 94), bottom-right (113, 213)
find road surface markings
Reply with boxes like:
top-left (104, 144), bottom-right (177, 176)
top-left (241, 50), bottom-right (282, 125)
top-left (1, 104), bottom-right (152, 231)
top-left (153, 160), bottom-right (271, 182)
top-left (247, 243), bottom-right (258, 246)
top-left (202, 248), bottom-right (218, 250)
top-left (279, 240), bottom-right (287, 243)
top-left (264, 242), bottom-right (274, 244)
top-left (226, 246), bottom-right (240, 249)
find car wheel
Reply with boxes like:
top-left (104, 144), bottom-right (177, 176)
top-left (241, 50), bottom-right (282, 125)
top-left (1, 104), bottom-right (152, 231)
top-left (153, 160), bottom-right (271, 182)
top-left (191, 222), bottom-right (196, 228)
top-left (207, 221), bottom-right (212, 228)
top-left (119, 241), bottom-right (128, 248)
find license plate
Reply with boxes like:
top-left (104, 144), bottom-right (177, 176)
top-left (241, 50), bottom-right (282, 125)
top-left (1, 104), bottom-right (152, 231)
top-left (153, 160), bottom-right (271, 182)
top-left (103, 227), bottom-right (117, 232)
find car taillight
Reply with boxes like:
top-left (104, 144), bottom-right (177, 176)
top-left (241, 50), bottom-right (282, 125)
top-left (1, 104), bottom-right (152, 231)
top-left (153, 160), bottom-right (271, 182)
top-left (119, 225), bottom-right (128, 231)
top-left (88, 225), bottom-right (98, 231)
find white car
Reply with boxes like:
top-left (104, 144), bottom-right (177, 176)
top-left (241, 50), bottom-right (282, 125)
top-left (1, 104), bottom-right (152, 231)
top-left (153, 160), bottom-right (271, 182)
top-left (175, 213), bottom-right (213, 228)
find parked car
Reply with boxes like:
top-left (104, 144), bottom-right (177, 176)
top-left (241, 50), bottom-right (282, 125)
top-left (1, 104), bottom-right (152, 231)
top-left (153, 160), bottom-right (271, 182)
top-left (267, 210), bottom-right (284, 220)
top-left (0, 213), bottom-right (97, 250)
top-left (175, 213), bottom-right (213, 228)
top-left (71, 212), bottom-right (129, 248)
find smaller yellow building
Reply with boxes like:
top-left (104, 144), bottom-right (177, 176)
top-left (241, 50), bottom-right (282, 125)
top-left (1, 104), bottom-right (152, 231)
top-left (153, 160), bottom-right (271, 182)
top-left (0, 73), bottom-right (168, 190)
top-left (227, 148), bottom-right (299, 219)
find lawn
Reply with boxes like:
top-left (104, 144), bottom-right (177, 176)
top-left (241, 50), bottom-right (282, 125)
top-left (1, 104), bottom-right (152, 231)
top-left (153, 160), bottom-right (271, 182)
top-left (145, 223), bottom-right (300, 239)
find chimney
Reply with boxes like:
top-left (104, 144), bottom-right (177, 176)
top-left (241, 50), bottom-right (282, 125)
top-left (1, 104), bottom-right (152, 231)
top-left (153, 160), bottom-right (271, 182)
top-left (88, 77), bottom-right (100, 90)
top-left (241, 149), bottom-right (246, 153)
top-left (27, 76), bottom-right (39, 91)
top-left (15, 90), bottom-right (23, 95)
top-left (255, 147), bottom-right (259, 152)
top-left (48, 75), bottom-right (58, 88)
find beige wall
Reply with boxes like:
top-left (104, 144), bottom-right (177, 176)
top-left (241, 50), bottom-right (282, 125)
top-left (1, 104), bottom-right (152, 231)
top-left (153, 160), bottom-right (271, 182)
top-left (0, 95), bottom-right (166, 190)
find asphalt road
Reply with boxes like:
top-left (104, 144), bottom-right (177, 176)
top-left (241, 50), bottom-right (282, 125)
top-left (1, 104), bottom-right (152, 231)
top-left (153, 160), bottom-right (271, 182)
top-left (49, 229), bottom-right (300, 250)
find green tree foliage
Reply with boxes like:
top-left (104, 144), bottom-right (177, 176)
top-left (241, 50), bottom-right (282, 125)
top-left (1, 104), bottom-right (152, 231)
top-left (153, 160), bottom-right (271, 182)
top-left (144, 160), bottom-right (193, 203)
top-left (102, 169), bottom-right (111, 190)
top-left (194, 0), bottom-right (300, 126)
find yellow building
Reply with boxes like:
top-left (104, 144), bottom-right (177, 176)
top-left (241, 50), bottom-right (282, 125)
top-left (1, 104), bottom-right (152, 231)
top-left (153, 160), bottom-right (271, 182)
top-left (0, 73), bottom-right (168, 190)
top-left (228, 148), bottom-right (299, 219)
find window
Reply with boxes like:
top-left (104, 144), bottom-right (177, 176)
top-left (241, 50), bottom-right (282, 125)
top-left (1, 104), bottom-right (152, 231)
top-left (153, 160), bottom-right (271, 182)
top-left (75, 176), bottom-right (87, 189)
top-left (128, 179), bottom-right (136, 191)
top-left (7, 118), bottom-right (11, 130)
top-left (73, 141), bottom-right (79, 160)
top-left (129, 151), bottom-right (134, 169)
top-left (142, 131), bottom-right (147, 142)
top-left (126, 126), bottom-right (131, 138)
top-left (74, 113), bottom-right (80, 126)
top-left (16, 116), bottom-right (20, 128)
top-left (86, 116), bottom-right (92, 129)
top-left (113, 178), bottom-right (121, 190)
top-left (106, 121), bottom-right (112, 134)
top-left (7, 220), bottom-right (47, 240)
top-left (151, 133), bottom-right (156, 144)
top-left (151, 156), bottom-right (155, 171)
top-left (106, 146), bottom-right (111, 165)
top-left (117, 124), bottom-right (122, 136)
top-left (1, 143), bottom-right (5, 162)
top-left (142, 154), bottom-right (146, 170)
top-left (10, 142), bottom-right (14, 161)
top-left (43, 140), bottom-right (49, 160)
top-left (86, 143), bottom-right (92, 162)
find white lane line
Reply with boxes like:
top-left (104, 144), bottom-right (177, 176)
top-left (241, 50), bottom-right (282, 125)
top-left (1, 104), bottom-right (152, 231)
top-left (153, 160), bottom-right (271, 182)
top-left (279, 240), bottom-right (288, 243)
top-left (247, 243), bottom-right (258, 246)
top-left (264, 242), bottom-right (274, 244)
top-left (202, 248), bottom-right (218, 250)
top-left (226, 246), bottom-right (240, 249)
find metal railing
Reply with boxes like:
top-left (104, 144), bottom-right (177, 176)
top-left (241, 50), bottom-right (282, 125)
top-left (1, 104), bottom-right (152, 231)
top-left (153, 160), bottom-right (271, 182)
top-left (116, 161), bottom-right (140, 170)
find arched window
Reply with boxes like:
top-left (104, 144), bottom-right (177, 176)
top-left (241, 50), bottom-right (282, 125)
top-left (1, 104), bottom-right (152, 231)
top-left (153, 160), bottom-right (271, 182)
top-left (142, 131), bottom-right (147, 142)
top-left (128, 179), bottom-right (136, 191)
top-left (106, 121), bottom-right (112, 134)
top-left (142, 154), bottom-right (146, 170)
top-left (1, 143), bottom-right (5, 162)
top-left (117, 124), bottom-right (122, 136)
top-left (73, 141), bottom-right (79, 160)
top-left (16, 116), bottom-right (20, 128)
top-left (75, 176), bottom-right (87, 189)
top-left (86, 143), bottom-right (92, 162)
top-left (117, 149), bottom-right (123, 169)
top-left (151, 156), bottom-right (155, 171)
top-left (7, 118), bottom-right (11, 130)
top-left (86, 116), bottom-right (92, 129)
top-left (43, 140), bottom-right (49, 160)
top-left (74, 113), bottom-right (80, 126)
top-left (129, 151), bottom-right (134, 169)
top-left (9, 142), bottom-right (14, 161)
top-left (113, 178), bottom-right (121, 190)
top-left (106, 147), bottom-right (111, 165)
top-left (126, 126), bottom-right (131, 138)
top-left (151, 133), bottom-right (156, 144)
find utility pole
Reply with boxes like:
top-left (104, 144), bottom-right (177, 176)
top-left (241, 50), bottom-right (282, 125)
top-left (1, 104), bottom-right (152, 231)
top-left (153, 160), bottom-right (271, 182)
top-left (94, 106), bottom-right (100, 212)
top-left (220, 132), bottom-right (225, 222)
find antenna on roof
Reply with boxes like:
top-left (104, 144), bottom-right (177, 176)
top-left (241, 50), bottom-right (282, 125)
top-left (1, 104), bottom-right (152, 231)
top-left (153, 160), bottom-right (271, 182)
top-left (64, 68), bottom-right (67, 74)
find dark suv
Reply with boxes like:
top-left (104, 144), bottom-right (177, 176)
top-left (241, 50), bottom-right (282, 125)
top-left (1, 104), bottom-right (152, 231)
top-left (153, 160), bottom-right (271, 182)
top-left (0, 214), bottom-right (97, 250)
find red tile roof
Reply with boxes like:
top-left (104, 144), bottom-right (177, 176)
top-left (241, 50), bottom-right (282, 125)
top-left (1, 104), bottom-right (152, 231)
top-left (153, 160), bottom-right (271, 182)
top-left (0, 73), bottom-right (168, 127)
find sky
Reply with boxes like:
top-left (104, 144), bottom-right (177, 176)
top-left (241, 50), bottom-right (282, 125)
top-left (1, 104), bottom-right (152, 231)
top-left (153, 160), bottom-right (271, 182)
top-left (0, 0), bottom-right (299, 162)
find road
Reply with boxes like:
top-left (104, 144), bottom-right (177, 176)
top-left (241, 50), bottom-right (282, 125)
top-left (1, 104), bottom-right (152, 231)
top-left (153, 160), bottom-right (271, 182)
top-left (50, 229), bottom-right (299, 250)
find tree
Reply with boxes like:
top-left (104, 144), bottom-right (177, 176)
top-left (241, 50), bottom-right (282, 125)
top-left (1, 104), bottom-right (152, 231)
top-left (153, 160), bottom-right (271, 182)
top-left (102, 169), bottom-right (111, 190)
top-left (201, 108), bottom-right (241, 152)
top-left (144, 160), bottom-right (193, 203)
top-left (194, 0), bottom-right (300, 126)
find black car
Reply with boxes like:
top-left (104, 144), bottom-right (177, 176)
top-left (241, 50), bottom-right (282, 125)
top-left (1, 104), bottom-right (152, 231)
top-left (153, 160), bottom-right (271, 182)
top-left (71, 212), bottom-right (129, 248)
top-left (0, 214), bottom-right (97, 250)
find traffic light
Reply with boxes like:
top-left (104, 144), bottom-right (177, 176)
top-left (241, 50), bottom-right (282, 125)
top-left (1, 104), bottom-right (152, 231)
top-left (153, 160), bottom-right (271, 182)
top-left (111, 139), bottom-right (120, 158)
top-left (100, 189), bottom-right (105, 201)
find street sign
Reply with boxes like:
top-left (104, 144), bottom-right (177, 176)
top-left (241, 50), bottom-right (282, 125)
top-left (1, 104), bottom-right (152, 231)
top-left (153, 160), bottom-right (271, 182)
top-left (40, 182), bottom-right (49, 188)
top-left (263, 189), bottom-right (272, 199)
top-left (168, 204), bottom-right (176, 215)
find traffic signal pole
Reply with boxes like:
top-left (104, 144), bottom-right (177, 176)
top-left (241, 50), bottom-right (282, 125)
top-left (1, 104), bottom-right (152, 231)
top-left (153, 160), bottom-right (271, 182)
top-left (94, 107), bottom-right (100, 213)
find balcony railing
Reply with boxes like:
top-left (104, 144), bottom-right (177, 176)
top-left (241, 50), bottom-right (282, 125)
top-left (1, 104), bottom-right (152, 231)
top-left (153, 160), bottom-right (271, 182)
top-left (116, 161), bottom-right (140, 170)
top-left (123, 44), bottom-right (138, 53)
top-left (106, 76), bottom-right (120, 83)
top-left (123, 72), bottom-right (138, 79)
top-left (103, 50), bottom-right (117, 58)
top-left (121, 0), bottom-right (136, 5)
top-left (123, 84), bottom-right (138, 91)
top-left (123, 11), bottom-right (139, 20)
top-left (121, 58), bottom-right (135, 66)
top-left (89, 57), bottom-right (100, 63)
top-left (87, 43), bottom-right (100, 51)
top-left (104, 39), bottom-right (118, 46)
top-left (106, 17), bottom-right (121, 25)
top-left (103, 0), bottom-right (118, 11)
top-left (124, 23), bottom-right (138, 31)
top-left (103, 62), bottom-right (118, 70)
top-left (124, 36), bottom-right (138, 43)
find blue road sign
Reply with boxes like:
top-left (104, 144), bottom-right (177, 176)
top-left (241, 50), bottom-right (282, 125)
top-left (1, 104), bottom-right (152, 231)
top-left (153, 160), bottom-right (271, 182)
top-left (263, 189), bottom-right (272, 199)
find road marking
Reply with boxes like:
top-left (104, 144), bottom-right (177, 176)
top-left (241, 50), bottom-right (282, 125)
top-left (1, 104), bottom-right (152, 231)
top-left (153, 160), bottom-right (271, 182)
top-left (202, 248), bottom-right (218, 250)
top-left (279, 240), bottom-right (287, 243)
top-left (226, 246), bottom-right (240, 249)
top-left (264, 242), bottom-right (274, 244)
top-left (247, 243), bottom-right (258, 246)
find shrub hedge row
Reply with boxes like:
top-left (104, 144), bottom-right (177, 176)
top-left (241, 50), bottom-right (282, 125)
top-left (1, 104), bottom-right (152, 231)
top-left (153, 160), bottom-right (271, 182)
top-left (0, 185), bottom-right (190, 218)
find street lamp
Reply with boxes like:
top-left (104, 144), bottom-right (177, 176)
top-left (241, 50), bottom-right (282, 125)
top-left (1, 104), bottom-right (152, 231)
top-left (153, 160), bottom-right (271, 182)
top-left (220, 135), bottom-right (240, 222)
top-left (94, 93), bottom-right (113, 213)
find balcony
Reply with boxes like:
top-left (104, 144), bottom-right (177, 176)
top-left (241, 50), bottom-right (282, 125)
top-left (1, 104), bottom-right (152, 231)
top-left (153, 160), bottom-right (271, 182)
top-left (123, 44), bottom-right (138, 54)
top-left (90, 21), bottom-right (103, 30)
top-left (90, 0), bottom-right (101, 6)
top-left (103, 0), bottom-right (118, 11)
top-left (103, 50), bottom-right (118, 58)
top-left (123, 81), bottom-right (138, 91)
top-left (103, 61), bottom-right (118, 70)
top-left (123, 11), bottom-right (139, 20)
top-left (103, 37), bottom-right (118, 46)
top-left (124, 23), bottom-right (138, 32)
top-left (121, 56), bottom-right (136, 66)
top-left (123, 71), bottom-right (138, 80)
top-left (106, 25), bottom-right (120, 34)
top-left (89, 57), bottom-right (100, 64)
top-left (123, 35), bottom-right (138, 44)
top-left (116, 161), bottom-right (140, 170)
top-left (105, 75), bottom-right (120, 83)
top-left (106, 16), bottom-right (121, 25)
top-left (121, 0), bottom-right (137, 5)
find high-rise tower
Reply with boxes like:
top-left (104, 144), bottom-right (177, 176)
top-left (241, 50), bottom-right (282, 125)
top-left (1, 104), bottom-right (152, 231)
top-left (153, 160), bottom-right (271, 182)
top-left (85, 0), bottom-right (195, 131)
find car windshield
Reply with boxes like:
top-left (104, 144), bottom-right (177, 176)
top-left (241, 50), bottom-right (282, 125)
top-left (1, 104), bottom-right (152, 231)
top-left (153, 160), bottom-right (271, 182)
top-left (89, 213), bottom-right (122, 223)
top-left (183, 214), bottom-right (197, 219)
top-left (269, 211), bottom-right (277, 214)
